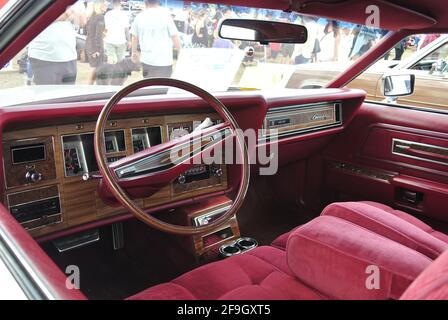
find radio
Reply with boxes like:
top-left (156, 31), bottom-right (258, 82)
top-left (7, 186), bottom-right (62, 230)
top-left (176, 164), bottom-right (223, 185)
top-left (173, 164), bottom-right (226, 195)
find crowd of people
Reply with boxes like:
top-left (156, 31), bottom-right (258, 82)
top-left (25, 0), bottom-right (181, 86)
top-left (17, 0), bottom-right (442, 87)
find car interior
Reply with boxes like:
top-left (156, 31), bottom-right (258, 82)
top-left (0, 0), bottom-right (447, 300)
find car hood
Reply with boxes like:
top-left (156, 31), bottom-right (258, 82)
top-left (0, 85), bottom-right (123, 107)
top-left (292, 60), bottom-right (397, 73)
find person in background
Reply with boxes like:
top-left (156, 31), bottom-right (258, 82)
top-left (293, 16), bottom-right (319, 64)
top-left (85, 0), bottom-right (108, 84)
top-left (318, 20), bottom-right (340, 62)
top-left (420, 34), bottom-right (441, 49)
top-left (269, 42), bottom-right (281, 60)
top-left (338, 26), bottom-right (354, 61)
top-left (105, 0), bottom-right (130, 64)
top-left (192, 10), bottom-right (209, 48)
top-left (212, 8), bottom-right (234, 48)
top-left (131, 0), bottom-right (181, 78)
top-left (393, 39), bottom-right (406, 60)
top-left (28, 4), bottom-right (86, 85)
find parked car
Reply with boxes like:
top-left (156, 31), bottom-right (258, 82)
top-left (287, 35), bottom-right (448, 110)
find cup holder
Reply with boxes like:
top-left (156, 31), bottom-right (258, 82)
top-left (236, 237), bottom-right (258, 251)
top-left (219, 243), bottom-right (242, 258)
top-left (219, 237), bottom-right (258, 258)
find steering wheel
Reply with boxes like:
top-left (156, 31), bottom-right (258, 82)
top-left (94, 78), bottom-right (250, 235)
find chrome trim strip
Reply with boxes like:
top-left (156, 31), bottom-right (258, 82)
top-left (264, 101), bottom-right (340, 114)
top-left (8, 195), bottom-right (59, 210)
top-left (193, 205), bottom-right (232, 227)
top-left (392, 138), bottom-right (448, 166)
top-left (115, 127), bottom-right (231, 179)
top-left (0, 251), bottom-right (27, 300)
top-left (0, 223), bottom-right (56, 300)
top-left (54, 230), bottom-right (100, 253)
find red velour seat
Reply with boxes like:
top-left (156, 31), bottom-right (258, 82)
top-left (400, 250), bottom-right (448, 300)
top-left (287, 216), bottom-right (432, 299)
top-left (127, 246), bottom-right (325, 300)
top-left (273, 201), bottom-right (448, 259)
top-left (128, 215), bottom-right (435, 300)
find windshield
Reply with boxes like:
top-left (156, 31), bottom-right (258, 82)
top-left (0, 0), bottom-right (389, 105)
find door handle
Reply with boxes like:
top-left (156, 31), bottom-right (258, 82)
top-left (395, 143), bottom-right (448, 162)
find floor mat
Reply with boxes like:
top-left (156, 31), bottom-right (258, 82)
top-left (41, 220), bottom-right (196, 300)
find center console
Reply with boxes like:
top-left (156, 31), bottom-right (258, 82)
top-left (172, 196), bottom-right (258, 262)
top-left (176, 196), bottom-right (240, 261)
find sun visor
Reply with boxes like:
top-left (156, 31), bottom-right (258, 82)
top-left (291, 0), bottom-right (436, 30)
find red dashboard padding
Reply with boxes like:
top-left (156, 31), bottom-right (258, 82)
top-left (400, 250), bottom-right (448, 300)
top-left (321, 202), bottom-right (448, 260)
top-left (287, 216), bottom-right (432, 300)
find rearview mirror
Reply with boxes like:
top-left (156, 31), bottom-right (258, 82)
top-left (219, 19), bottom-right (307, 45)
top-left (383, 74), bottom-right (415, 97)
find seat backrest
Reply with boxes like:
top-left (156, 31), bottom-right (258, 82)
top-left (287, 216), bottom-right (432, 300)
top-left (321, 202), bottom-right (448, 259)
top-left (400, 250), bottom-right (448, 300)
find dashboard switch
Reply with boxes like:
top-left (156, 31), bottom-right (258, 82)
top-left (178, 174), bottom-right (187, 184)
top-left (25, 170), bottom-right (42, 183)
top-left (211, 166), bottom-right (223, 177)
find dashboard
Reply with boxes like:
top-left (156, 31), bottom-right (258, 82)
top-left (0, 89), bottom-right (366, 239)
top-left (2, 113), bottom-right (228, 238)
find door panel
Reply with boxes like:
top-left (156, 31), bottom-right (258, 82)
top-left (317, 102), bottom-right (448, 222)
top-left (361, 124), bottom-right (448, 175)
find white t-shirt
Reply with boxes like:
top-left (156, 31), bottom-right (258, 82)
top-left (293, 21), bottom-right (319, 60)
top-left (28, 21), bottom-right (77, 62)
top-left (318, 32), bottom-right (336, 62)
top-left (339, 34), bottom-right (354, 61)
top-left (130, 8), bottom-right (179, 66)
top-left (104, 9), bottom-right (129, 45)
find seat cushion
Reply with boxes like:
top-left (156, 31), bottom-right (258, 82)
top-left (127, 246), bottom-right (325, 300)
top-left (401, 250), bottom-right (448, 300)
top-left (273, 201), bottom-right (448, 259)
top-left (287, 216), bottom-right (433, 300)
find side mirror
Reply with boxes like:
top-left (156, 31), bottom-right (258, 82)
top-left (383, 74), bottom-right (415, 97)
top-left (219, 19), bottom-right (307, 45)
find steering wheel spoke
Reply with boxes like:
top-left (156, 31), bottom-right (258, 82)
top-left (111, 122), bottom-right (233, 190)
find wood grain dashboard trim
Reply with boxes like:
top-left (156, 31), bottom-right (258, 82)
top-left (2, 113), bottom-right (228, 238)
top-left (3, 136), bottom-right (57, 189)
